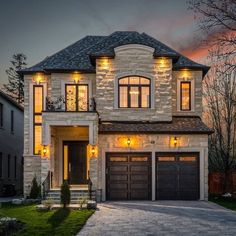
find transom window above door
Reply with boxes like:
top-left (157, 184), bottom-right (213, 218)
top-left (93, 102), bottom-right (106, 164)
top-left (118, 76), bottom-right (151, 108)
top-left (65, 84), bottom-right (88, 111)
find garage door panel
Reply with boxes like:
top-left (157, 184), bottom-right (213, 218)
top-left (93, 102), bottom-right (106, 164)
top-left (110, 174), bottom-right (128, 181)
top-left (156, 153), bottom-right (199, 200)
top-left (106, 153), bottom-right (151, 200)
top-left (158, 191), bottom-right (178, 200)
top-left (130, 165), bottom-right (149, 172)
top-left (109, 183), bottom-right (128, 190)
top-left (130, 174), bottom-right (149, 181)
top-left (131, 191), bottom-right (149, 200)
top-left (109, 191), bottom-right (129, 200)
top-left (109, 165), bottom-right (128, 172)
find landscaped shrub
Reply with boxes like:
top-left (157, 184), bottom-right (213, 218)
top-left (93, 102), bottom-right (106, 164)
top-left (29, 177), bottom-right (40, 199)
top-left (61, 181), bottom-right (70, 208)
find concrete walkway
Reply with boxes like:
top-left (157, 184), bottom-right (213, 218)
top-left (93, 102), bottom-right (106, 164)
top-left (78, 201), bottom-right (236, 236)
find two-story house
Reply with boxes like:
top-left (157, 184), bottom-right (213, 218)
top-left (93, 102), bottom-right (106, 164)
top-left (21, 31), bottom-right (212, 201)
top-left (0, 90), bottom-right (24, 196)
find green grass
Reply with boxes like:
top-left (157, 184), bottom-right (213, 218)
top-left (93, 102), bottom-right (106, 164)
top-left (209, 195), bottom-right (236, 211)
top-left (0, 203), bottom-right (94, 236)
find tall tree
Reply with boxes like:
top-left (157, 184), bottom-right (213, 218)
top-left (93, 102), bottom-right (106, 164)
top-left (189, 0), bottom-right (236, 191)
top-left (188, 0), bottom-right (236, 72)
top-left (203, 49), bottom-right (236, 190)
top-left (4, 53), bottom-right (27, 104)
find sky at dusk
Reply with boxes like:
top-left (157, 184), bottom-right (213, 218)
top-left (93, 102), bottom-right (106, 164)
top-left (0, 0), bottom-right (210, 85)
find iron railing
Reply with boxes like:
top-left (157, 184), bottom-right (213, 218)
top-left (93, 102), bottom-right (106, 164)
top-left (45, 96), bottom-right (96, 112)
top-left (42, 171), bottom-right (52, 199)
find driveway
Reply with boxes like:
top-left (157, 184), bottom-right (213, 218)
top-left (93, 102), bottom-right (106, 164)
top-left (78, 201), bottom-right (236, 236)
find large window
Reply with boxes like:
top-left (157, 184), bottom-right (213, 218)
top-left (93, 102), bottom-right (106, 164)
top-left (65, 84), bottom-right (88, 111)
top-left (118, 76), bottom-right (151, 108)
top-left (180, 81), bottom-right (191, 111)
top-left (33, 85), bottom-right (43, 155)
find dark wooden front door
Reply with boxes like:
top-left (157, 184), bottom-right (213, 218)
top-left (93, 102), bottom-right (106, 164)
top-left (156, 152), bottom-right (199, 200)
top-left (106, 153), bottom-right (151, 200)
top-left (63, 141), bottom-right (88, 185)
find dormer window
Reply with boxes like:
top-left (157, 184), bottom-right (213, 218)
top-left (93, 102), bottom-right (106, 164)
top-left (118, 76), bottom-right (151, 108)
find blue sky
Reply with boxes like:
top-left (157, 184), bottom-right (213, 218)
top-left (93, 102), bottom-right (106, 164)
top-left (0, 0), bottom-right (206, 85)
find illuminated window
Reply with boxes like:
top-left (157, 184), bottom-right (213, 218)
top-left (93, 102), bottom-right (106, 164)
top-left (118, 76), bottom-right (150, 108)
top-left (65, 84), bottom-right (88, 111)
top-left (33, 85), bottom-right (43, 155)
top-left (180, 82), bottom-right (191, 111)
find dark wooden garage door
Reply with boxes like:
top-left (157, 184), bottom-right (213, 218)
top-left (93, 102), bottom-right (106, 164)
top-left (106, 153), bottom-right (151, 200)
top-left (156, 153), bottom-right (199, 200)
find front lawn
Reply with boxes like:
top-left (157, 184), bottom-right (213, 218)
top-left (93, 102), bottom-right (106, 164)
top-left (209, 195), bottom-right (236, 211)
top-left (0, 203), bottom-right (94, 236)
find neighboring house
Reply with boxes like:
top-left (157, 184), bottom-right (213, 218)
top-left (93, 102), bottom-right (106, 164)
top-left (0, 90), bottom-right (24, 196)
top-left (20, 31), bottom-right (212, 201)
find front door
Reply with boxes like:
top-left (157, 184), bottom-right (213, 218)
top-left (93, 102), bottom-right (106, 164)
top-left (63, 141), bottom-right (88, 185)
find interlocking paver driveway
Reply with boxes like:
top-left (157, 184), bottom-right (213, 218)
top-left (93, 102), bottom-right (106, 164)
top-left (78, 201), bottom-right (236, 236)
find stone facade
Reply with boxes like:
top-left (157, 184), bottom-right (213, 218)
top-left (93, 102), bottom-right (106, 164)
top-left (23, 43), bottom-right (209, 200)
top-left (96, 45), bottom-right (172, 121)
top-left (97, 134), bottom-right (209, 200)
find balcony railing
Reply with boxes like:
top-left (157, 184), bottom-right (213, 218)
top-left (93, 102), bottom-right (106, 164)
top-left (45, 96), bottom-right (96, 112)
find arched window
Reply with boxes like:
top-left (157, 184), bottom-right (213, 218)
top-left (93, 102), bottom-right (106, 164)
top-left (118, 76), bottom-right (151, 108)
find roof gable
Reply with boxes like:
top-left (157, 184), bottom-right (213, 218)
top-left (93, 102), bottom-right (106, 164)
top-left (21, 31), bottom-right (209, 76)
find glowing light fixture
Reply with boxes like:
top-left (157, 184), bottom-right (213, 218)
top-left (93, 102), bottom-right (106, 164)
top-left (73, 71), bottom-right (80, 84)
top-left (127, 138), bottom-right (131, 147)
top-left (41, 145), bottom-right (50, 158)
top-left (33, 73), bottom-right (44, 84)
top-left (170, 136), bottom-right (179, 148)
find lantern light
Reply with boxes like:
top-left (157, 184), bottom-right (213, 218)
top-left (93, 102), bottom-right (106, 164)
top-left (127, 138), bottom-right (131, 147)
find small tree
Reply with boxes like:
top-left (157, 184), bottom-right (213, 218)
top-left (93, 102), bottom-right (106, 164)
top-left (4, 53), bottom-right (27, 104)
top-left (29, 177), bottom-right (40, 199)
top-left (61, 181), bottom-right (70, 208)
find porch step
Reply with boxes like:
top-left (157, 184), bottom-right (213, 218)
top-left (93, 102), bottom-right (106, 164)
top-left (45, 190), bottom-right (96, 204)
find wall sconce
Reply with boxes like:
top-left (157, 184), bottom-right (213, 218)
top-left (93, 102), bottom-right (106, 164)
top-left (88, 144), bottom-right (98, 158)
top-left (170, 136), bottom-right (179, 148)
top-left (127, 138), bottom-right (131, 147)
top-left (41, 145), bottom-right (50, 158)
top-left (72, 71), bottom-right (80, 84)
top-left (158, 57), bottom-right (167, 68)
top-left (100, 57), bottom-right (109, 70)
top-left (181, 69), bottom-right (190, 80)
top-left (33, 73), bottom-right (44, 84)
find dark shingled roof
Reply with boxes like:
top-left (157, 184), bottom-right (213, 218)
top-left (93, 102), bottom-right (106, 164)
top-left (21, 31), bottom-right (209, 76)
top-left (98, 117), bottom-right (213, 134)
top-left (0, 90), bottom-right (24, 111)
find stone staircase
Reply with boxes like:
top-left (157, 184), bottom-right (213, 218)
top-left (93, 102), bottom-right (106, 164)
top-left (45, 189), bottom-right (96, 204)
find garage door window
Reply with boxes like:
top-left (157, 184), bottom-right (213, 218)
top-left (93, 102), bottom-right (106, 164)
top-left (131, 157), bottom-right (148, 161)
top-left (110, 157), bottom-right (127, 162)
top-left (179, 157), bottom-right (196, 161)
top-left (158, 157), bottom-right (175, 161)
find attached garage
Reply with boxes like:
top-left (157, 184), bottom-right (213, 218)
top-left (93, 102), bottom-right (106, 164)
top-left (106, 153), bottom-right (151, 200)
top-left (156, 152), bottom-right (199, 200)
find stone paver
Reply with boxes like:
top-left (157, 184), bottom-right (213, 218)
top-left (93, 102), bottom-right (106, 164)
top-left (78, 201), bottom-right (236, 236)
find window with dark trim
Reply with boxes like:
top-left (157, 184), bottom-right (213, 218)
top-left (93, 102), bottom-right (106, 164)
top-left (0, 152), bottom-right (2, 178)
top-left (118, 76), bottom-right (151, 108)
top-left (7, 154), bottom-right (10, 178)
top-left (180, 81), bottom-right (191, 111)
top-left (0, 103), bottom-right (3, 127)
top-left (65, 84), bottom-right (89, 111)
top-left (14, 156), bottom-right (17, 178)
top-left (11, 110), bottom-right (14, 133)
top-left (33, 85), bottom-right (43, 155)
